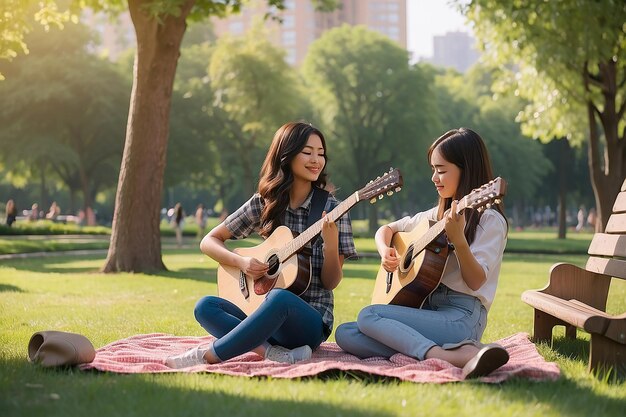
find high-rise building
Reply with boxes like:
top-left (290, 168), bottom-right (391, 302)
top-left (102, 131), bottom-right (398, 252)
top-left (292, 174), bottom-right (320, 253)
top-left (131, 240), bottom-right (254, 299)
top-left (211, 0), bottom-right (407, 66)
top-left (431, 31), bottom-right (479, 73)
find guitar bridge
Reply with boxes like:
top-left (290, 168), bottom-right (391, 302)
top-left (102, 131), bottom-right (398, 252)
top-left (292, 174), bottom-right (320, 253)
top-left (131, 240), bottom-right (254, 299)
top-left (385, 271), bottom-right (393, 294)
top-left (239, 271), bottom-right (250, 300)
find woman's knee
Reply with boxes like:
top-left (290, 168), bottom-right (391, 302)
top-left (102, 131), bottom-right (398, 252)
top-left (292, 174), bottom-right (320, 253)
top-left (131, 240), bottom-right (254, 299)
top-left (356, 305), bottom-right (379, 326)
top-left (335, 322), bottom-right (359, 349)
top-left (265, 288), bottom-right (295, 304)
top-left (194, 295), bottom-right (221, 321)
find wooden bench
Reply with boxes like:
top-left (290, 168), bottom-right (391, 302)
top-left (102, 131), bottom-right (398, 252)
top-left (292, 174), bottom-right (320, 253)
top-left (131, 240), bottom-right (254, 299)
top-left (521, 178), bottom-right (626, 378)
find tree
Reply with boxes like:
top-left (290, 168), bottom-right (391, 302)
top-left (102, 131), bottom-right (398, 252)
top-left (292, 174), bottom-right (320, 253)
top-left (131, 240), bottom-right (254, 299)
top-left (209, 25), bottom-right (309, 197)
top-left (0, 22), bottom-right (127, 216)
top-left (462, 0), bottom-right (626, 231)
top-left (433, 65), bottom-right (552, 229)
top-left (4, 0), bottom-right (338, 272)
top-left (302, 26), bottom-right (440, 231)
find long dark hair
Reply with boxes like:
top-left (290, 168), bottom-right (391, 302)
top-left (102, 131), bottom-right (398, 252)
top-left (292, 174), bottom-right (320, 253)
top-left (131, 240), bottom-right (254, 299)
top-left (257, 122), bottom-right (328, 238)
top-left (427, 128), bottom-right (507, 244)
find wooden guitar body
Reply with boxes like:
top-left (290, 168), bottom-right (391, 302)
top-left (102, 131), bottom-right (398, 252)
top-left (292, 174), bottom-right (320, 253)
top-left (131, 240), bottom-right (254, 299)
top-left (217, 226), bottom-right (312, 316)
top-left (371, 219), bottom-right (450, 308)
top-left (371, 177), bottom-right (507, 308)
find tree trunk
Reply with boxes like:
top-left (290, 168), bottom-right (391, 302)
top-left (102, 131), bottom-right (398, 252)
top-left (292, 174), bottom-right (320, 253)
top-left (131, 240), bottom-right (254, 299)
top-left (102, 0), bottom-right (194, 272)
top-left (557, 139), bottom-right (569, 239)
top-left (368, 203), bottom-right (378, 235)
top-left (585, 60), bottom-right (625, 233)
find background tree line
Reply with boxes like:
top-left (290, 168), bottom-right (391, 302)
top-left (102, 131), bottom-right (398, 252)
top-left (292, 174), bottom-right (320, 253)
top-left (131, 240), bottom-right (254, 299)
top-left (0, 18), bottom-right (596, 234)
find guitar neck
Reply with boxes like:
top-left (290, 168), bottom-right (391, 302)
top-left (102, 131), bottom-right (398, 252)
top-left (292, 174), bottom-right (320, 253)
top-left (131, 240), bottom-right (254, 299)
top-left (279, 192), bottom-right (359, 261)
top-left (414, 199), bottom-right (468, 254)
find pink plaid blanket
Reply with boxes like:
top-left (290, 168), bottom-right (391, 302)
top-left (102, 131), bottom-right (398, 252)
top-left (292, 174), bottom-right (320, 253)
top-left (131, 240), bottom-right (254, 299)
top-left (79, 332), bottom-right (559, 383)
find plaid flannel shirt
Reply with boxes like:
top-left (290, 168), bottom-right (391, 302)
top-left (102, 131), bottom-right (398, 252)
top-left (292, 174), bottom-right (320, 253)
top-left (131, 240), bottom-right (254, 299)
top-left (224, 190), bottom-right (357, 338)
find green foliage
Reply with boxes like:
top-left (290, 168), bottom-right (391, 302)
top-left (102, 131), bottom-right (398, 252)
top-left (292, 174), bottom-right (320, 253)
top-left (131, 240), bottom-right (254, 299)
top-left (0, 22), bottom-right (129, 210)
top-left (0, 221), bottom-right (110, 236)
top-left (302, 26), bottom-right (441, 218)
top-left (207, 24), bottom-right (309, 197)
top-left (463, 0), bottom-right (626, 144)
top-left (433, 64), bottom-right (552, 205)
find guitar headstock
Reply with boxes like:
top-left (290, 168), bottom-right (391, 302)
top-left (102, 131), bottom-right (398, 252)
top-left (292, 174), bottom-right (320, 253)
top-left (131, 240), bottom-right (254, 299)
top-left (357, 168), bottom-right (404, 203)
top-left (462, 177), bottom-right (507, 212)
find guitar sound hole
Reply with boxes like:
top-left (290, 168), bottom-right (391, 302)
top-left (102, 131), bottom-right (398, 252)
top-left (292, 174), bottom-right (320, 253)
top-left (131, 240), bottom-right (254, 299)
top-left (267, 254), bottom-right (280, 277)
top-left (402, 245), bottom-right (414, 271)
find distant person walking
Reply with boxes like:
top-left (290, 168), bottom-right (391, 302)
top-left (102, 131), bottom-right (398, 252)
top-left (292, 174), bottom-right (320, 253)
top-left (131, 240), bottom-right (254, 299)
top-left (587, 207), bottom-right (597, 231)
top-left (576, 205), bottom-right (586, 232)
top-left (173, 203), bottom-right (185, 248)
top-left (5, 199), bottom-right (17, 226)
top-left (29, 203), bottom-right (40, 221)
top-left (195, 204), bottom-right (208, 240)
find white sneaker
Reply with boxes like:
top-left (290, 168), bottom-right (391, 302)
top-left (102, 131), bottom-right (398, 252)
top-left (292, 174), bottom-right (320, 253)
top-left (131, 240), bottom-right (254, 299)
top-left (265, 345), bottom-right (312, 364)
top-left (165, 346), bottom-right (208, 369)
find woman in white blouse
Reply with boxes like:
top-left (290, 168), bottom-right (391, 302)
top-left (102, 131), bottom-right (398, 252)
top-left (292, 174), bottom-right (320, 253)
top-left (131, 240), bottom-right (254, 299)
top-left (336, 128), bottom-right (509, 379)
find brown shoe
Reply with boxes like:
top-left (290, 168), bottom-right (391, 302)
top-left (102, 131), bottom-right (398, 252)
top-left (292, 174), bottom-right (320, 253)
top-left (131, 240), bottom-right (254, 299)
top-left (461, 344), bottom-right (509, 379)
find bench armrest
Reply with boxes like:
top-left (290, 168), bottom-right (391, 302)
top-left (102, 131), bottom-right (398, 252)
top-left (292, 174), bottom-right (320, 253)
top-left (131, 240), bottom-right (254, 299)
top-left (537, 262), bottom-right (611, 311)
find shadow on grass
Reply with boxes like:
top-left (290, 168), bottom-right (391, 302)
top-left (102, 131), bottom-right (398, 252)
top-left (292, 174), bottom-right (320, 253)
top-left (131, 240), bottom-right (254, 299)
top-left (150, 267), bottom-right (217, 284)
top-left (476, 375), bottom-right (625, 417)
top-left (0, 358), bottom-right (394, 417)
top-left (0, 283), bottom-right (24, 293)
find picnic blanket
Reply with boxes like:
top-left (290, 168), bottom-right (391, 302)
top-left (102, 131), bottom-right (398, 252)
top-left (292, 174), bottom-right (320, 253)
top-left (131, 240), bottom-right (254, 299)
top-left (79, 332), bottom-right (560, 383)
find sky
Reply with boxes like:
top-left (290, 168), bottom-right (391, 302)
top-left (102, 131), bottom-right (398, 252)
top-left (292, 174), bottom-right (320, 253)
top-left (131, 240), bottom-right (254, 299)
top-left (406, 0), bottom-right (472, 61)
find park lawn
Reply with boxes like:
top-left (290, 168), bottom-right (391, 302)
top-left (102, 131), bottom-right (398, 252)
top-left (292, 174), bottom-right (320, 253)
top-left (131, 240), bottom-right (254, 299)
top-left (0, 229), bottom-right (593, 256)
top-left (1, 249), bottom-right (624, 417)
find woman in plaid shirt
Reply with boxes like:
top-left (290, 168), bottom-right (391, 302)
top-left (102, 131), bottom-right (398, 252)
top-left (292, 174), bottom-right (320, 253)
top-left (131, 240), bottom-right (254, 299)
top-left (166, 122), bottom-right (356, 368)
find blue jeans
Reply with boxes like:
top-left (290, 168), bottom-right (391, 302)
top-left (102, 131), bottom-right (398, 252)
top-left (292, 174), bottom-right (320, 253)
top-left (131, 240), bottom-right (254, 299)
top-left (194, 289), bottom-right (325, 361)
top-left (335, 285), bottom-right (487, 360)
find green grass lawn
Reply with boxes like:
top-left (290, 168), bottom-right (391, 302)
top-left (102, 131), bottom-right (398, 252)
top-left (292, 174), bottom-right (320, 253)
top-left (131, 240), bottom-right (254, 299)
top-left (1, 247), bottom-right (624, 417)
top-left (0, 228), bottom-right (594, 256)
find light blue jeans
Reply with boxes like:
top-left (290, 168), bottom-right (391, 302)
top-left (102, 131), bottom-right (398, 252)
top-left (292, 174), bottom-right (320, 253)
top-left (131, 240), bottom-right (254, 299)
top-left (335, 284), bottom-right (487, 360)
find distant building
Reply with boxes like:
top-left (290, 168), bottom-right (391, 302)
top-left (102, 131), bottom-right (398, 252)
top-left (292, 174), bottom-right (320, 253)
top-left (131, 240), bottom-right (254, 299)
top-left (84, 0), bottom-right (406, 66)
top-left (431, 31), bottom-right (479, 73)
top-left (211, 0), bottom-right (407, 66)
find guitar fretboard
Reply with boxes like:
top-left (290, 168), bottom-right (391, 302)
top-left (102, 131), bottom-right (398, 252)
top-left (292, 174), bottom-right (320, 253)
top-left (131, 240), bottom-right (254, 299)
top-left (278, 192), bottom-right (359, 261)
top-left (412, 198), bottom-right (469, 256)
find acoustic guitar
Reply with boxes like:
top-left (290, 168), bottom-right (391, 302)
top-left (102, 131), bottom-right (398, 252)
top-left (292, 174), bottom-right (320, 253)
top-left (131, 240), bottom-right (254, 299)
top-left (217, 168), bottom-right (403, 315)
top-left (371, 177), bottom-right (506, 308)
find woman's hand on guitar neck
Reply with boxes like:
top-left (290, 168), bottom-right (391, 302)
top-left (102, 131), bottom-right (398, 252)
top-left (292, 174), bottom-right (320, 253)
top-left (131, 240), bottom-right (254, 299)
top-left (239, 256), bottom-right (269, 280)
top-left (320, 211), bottom-right (338, 251)
top-left (444, 200), bottom-right (467, 248)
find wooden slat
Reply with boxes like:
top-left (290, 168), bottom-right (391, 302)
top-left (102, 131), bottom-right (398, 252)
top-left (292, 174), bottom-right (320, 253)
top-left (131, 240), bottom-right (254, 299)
top-left (568, 299), bottom-right (609, 317)
top-left (586, 256), bottom-right (626, 280)
top-left (588, 233), bottom-right (626, 257)
top-left (521, 291), bottom-right (599, 328)
top-left (614, 191), bottom-right (626, 213)
top-left (605, 212), bottom-right (626, 233)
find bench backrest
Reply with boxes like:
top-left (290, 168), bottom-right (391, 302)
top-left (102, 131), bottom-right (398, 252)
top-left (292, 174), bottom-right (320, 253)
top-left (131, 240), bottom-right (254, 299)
top-left (586, 179), bottom-right (626, 280)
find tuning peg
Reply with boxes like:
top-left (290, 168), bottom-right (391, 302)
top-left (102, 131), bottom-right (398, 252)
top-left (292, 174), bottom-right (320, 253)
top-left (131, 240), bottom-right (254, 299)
top-left (395, 187), bottom-right (402, 192)
top-left (378, 194), bottom-right (383, 200)
top-left (494, 199), bottom-right (501, 205)
top-left (477, 207), bottom-right (484, 212)
top-left (383, 172), bottom-right (388, 176)
top-left (486, 203), bottom-right (492, 209)
top-left (387, 190), bottom-right (394, 196)
top-left (370, 198), bottom-right (377, 204)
